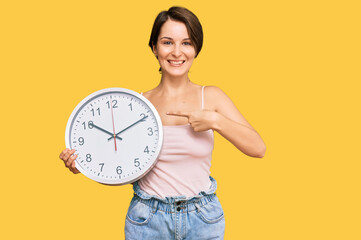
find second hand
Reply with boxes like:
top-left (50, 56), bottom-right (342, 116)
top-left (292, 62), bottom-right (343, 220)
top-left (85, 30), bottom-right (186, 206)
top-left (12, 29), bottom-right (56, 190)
top-left (110, 97), bottom-right (117, 151)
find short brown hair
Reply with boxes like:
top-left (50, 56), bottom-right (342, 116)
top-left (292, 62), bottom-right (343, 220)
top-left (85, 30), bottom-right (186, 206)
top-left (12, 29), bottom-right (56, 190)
top-left (148, 6), bottom-right (203, 58)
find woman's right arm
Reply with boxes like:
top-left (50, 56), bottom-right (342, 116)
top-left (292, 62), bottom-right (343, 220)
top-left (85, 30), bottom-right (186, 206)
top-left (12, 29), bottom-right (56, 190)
top-left (59, 148), bottom-right (80, 174)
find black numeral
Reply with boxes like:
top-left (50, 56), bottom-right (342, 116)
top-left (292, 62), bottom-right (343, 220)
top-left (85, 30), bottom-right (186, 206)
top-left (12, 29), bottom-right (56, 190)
top-left (82, 121), bottom-right (94, 130)
top-left (116, 166), bottom-right (122, 175)
top-left (106, 100), bottom-right (118, 109)
top-left (91, 108), bottom-right (100, 116)
top-left (144, 146), bottom-right (149, 154)
top-left (78, 137), bottom-right (84, 145)
top-left (134, 158), bottom-right (140, 167)
top-left (147, 127), bottom-right (153, 136)
top-left (86, 154), bottom-right (92, 162)
top-left (99, 163), bottom-right (104, 172)
top-left (128, 103), bottom-right (133, 111)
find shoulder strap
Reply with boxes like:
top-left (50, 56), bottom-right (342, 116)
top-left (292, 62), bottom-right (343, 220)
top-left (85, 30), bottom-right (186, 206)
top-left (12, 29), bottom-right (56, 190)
top-left (201, 86), bottom-right (205, 110)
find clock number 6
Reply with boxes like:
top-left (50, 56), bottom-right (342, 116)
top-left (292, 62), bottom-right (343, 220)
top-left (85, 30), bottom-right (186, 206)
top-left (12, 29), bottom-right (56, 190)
top-left (116, 166), bottom-right (122, 175)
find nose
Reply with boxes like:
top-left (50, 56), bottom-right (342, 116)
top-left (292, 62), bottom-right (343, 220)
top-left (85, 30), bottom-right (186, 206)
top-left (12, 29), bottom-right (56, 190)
top-left (171, 44), bottom-right (182, 58)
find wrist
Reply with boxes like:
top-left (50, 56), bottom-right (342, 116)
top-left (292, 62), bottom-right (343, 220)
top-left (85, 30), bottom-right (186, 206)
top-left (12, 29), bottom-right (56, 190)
top-left (212, 112), bottom-right (224, 132)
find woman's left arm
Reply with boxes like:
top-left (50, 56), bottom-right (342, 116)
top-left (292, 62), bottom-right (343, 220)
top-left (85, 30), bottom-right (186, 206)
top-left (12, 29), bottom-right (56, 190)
top-left (209, 86), bottom-right (266, 158)
top-left (167, 86), bottom-right (266, 158)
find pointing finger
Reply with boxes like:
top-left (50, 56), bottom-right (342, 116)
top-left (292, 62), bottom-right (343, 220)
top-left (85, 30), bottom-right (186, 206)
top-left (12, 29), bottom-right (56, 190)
top-left (166, 111), bottom-right (191, 118)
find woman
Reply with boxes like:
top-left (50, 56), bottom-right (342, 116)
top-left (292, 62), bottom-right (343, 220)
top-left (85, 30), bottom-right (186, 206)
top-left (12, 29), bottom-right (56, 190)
top-left (59, 6), bottom-right (266, 240)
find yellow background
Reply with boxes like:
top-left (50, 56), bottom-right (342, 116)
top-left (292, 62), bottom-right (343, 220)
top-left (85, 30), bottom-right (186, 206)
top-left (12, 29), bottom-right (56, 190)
top-left (1, 0), bottom-right (360, 239)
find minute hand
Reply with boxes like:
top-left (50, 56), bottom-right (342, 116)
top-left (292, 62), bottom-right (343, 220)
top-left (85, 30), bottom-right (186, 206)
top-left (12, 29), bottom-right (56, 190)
top-left (90, 122), bottom-right (123, 140)
top-left (108, 115), bottom-right (148, 140)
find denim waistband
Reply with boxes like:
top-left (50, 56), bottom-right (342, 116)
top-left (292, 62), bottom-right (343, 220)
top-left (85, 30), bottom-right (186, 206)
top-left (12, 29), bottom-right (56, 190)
top-left (132, 176), bottom-right (218, 204)
top-left (133, 192), bottom-right (217, 213)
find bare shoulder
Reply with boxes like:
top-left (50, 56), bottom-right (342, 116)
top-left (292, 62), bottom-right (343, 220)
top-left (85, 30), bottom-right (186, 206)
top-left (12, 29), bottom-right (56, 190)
top-left (203, 85), bottom-right (233, 110)
top-left (140, 88), bottom-right (156, 99)
top-left (204, 85), bottom-right (253, 127)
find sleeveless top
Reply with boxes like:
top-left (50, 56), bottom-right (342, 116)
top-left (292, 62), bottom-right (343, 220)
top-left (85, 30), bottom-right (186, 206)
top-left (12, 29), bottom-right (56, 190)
top-left (138, 86), bottom-right (214, 198)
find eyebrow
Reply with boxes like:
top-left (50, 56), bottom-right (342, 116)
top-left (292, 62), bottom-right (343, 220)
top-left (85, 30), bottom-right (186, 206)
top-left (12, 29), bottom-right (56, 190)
top-left (160, 37), bottom-right (191, 41)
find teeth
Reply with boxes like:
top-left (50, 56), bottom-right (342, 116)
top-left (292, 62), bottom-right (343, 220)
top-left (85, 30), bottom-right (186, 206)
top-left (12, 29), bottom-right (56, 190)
top-left (169, 60), bottom-right (184, 65)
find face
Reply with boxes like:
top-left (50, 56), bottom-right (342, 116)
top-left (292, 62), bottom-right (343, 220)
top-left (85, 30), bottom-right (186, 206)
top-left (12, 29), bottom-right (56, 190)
top-left (153, 19), bottom-right (196, 77)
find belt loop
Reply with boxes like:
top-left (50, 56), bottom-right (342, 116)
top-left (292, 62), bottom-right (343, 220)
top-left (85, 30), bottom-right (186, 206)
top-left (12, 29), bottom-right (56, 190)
top-left (194, 202), bottom-right (201, 213)
top-left (152, 199), bottom-right (159, 214)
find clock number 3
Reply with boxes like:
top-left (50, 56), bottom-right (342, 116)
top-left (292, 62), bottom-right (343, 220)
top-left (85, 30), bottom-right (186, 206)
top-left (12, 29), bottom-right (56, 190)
top-left (147, 127), bottom-right (153, 136)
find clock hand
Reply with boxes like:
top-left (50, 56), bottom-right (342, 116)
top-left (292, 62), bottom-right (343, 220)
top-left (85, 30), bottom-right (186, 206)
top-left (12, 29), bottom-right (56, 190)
top-left (90, 122), bottom-right (123, 141)
top-left (110, 97), bottom-right (117, 151)
top-left (107, 115), bottom-right (148, 141)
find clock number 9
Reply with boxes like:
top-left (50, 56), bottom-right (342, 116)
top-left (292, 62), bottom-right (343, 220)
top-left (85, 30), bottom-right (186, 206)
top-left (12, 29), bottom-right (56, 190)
top-left (116, 166), bottom-right (122, 175)
top-left (78, 137), bottom-right (84, 145)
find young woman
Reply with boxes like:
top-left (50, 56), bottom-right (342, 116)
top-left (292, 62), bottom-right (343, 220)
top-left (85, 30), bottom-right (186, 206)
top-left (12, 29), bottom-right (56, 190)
top-left (59, 6), bottom-right (266, 240)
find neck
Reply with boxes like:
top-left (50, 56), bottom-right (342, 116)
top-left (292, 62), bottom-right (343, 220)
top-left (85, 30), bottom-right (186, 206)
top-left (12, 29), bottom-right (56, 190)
top-left (157, 73), bottom-right (192, 96)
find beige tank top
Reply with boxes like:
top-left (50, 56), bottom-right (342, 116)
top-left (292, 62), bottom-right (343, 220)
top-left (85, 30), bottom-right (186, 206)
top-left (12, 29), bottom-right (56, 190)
top-left (138, 86), bottom-right (214, 198)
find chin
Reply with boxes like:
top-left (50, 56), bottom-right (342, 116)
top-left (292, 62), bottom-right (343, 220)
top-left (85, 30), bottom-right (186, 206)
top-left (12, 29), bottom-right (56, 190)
top-left (162, 68), bottom-right (189, 77)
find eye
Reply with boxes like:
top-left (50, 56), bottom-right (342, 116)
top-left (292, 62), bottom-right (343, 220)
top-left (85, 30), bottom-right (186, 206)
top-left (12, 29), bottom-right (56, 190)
top-left (163, 41), bottom-right (172, 45)
top-left (183, 42), bottom-right (192, 46)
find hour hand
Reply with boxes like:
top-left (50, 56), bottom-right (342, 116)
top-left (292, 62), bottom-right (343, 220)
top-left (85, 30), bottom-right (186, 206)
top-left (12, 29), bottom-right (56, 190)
top-left (89, 122), bottom-right (123, 141)
top-left (107, 115), bottom-right (148, 141)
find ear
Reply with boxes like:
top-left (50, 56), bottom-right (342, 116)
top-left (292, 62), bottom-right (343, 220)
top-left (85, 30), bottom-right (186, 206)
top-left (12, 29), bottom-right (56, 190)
top-left (152, 44), bottom-right (157, 55)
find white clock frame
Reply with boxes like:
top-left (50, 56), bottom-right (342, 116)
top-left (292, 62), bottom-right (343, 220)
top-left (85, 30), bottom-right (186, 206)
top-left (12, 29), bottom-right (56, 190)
top-left (65, 88), bottom-right (163, 185)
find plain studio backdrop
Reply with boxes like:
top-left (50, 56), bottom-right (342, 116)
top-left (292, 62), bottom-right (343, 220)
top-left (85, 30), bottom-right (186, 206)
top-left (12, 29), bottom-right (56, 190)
top-left (1, 0), bottom-right (360, 239)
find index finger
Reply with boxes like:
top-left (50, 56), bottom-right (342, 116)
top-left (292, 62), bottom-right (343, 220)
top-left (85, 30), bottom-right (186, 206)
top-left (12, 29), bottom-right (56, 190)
top-left (166, 111), bottom-right (191, 118)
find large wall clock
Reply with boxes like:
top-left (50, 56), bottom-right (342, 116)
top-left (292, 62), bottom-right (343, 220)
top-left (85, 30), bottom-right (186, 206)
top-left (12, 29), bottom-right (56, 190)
top-left (65, 88), bottom-right (163, 185)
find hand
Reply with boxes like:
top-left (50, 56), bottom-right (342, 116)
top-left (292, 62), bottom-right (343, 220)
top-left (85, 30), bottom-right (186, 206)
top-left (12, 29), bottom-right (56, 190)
top-left (108, 115), bottom-right (148, 140)
top-left (59, 148), bottom-right (80, 174)
top-left (110, 98), bottom-right (117, 151)
top-left (166, 110), bottom-right (220, 132)
top-left (90, 122), bottom-right (123, 141)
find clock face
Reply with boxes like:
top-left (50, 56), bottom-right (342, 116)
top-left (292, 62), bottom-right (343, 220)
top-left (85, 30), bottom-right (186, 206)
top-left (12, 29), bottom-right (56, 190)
top-left (65, 88), bottom-right (163, 185)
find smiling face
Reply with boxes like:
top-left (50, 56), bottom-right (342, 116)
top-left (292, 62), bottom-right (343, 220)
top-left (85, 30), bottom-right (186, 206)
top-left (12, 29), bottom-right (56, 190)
top-left (153, 19), bottom-right (196, 77)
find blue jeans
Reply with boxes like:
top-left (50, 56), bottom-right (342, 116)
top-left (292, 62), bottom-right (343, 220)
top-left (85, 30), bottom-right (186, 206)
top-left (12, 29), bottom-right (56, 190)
top-left (125, 176), bottom-right (225, 240)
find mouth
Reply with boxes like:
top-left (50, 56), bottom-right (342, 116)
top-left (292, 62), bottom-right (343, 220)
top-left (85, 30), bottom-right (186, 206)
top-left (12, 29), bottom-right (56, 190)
top-left (167, 60), bottom-right (185, 66)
